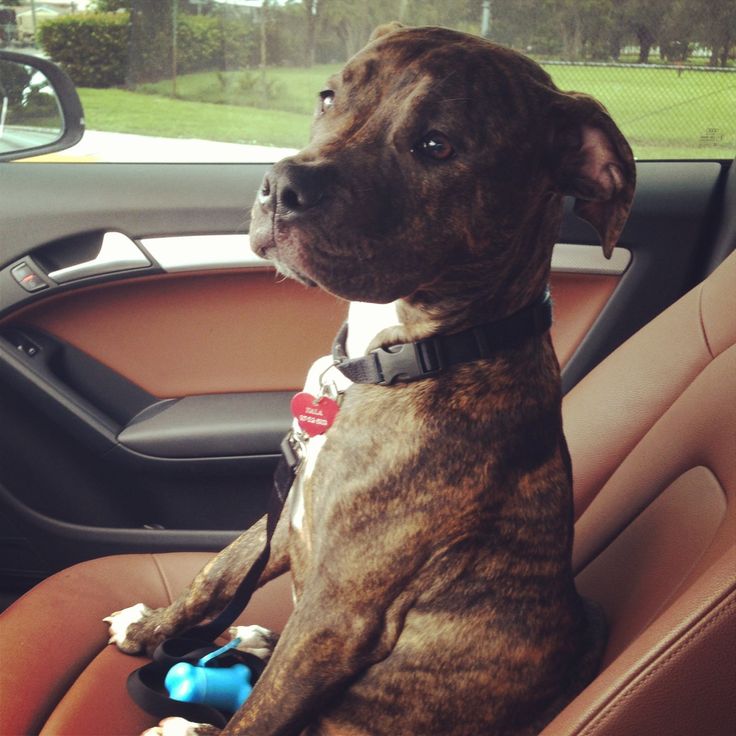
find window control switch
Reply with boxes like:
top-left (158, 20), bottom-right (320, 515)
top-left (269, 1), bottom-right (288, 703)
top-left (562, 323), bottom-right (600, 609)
top-left (11, 262), bottom-right (48, 293)
top-left (2, 329), bottom-right (42, 358)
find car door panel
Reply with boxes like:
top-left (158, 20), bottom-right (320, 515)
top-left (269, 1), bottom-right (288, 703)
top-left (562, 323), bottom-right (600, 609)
top-left (549, 271), bottom-right (621, 368)
top-left (8, 269), bottom-right (345, 396)
top-left (0, 324), bottom-right (298, 463)
top-left (0, 157), bottom-right (730, 596)
top-left (0, 264), bottom-right (344, 587)
top-left (1, 164), bottom-right (266, 256)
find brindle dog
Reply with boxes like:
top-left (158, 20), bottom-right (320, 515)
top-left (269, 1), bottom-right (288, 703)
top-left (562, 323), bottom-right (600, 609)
top-left (107, 24), bottom-right (635, 736)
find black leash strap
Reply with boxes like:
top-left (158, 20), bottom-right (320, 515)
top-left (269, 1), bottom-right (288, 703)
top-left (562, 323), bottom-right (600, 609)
top-left (183, 432), bottom-right (300, 642)
top-left (127, 432), bottom-right (301, 723)
top-left (332, 290), bottom-right (552, 385)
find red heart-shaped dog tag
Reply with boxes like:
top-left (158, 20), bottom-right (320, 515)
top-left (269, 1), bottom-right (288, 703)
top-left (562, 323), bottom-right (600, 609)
top-left (290, 392), bottom-right (340, 437)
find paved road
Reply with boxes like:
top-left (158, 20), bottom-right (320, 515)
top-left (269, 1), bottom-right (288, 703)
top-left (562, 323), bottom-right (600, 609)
top-left (0, 125), bottom-right (60, 154)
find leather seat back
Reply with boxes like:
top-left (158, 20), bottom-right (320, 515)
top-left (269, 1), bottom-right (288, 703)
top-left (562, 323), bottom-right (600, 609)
top-left (543, 251), bottom-right (736, 734)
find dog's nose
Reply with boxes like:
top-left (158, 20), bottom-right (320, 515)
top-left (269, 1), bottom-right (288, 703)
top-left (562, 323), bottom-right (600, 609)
top-left (258, 160), bottom-right (334, 216)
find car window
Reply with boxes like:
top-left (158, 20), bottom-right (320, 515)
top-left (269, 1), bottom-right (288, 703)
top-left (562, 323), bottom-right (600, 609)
top-left (2, 0), bottom-right (734, 162)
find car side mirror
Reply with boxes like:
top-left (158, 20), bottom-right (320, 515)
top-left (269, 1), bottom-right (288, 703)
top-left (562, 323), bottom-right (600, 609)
top-left (0, 50), bottom-right (84, 162)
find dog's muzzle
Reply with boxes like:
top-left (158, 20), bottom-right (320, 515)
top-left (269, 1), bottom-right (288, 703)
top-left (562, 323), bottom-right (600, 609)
top-left (258, 159), bottom-right (337, 220)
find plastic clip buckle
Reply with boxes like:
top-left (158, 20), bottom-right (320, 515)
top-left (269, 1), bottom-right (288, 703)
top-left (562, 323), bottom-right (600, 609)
top-left (372, 338), bottom-right (444, 385)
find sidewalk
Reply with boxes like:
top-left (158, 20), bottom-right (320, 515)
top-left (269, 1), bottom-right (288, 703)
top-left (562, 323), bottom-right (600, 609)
top-left (56, 130), bottom-right (298, 163)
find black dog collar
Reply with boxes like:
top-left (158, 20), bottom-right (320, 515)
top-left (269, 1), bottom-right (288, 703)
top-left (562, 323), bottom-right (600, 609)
top-left (332, 290), bottom-right (552, 385)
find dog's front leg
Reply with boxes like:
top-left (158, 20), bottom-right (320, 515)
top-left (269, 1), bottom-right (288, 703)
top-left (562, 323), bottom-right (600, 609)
top-left (139, 585), bottom-right (392, 736)
top-left (220, 579), bottom-right (409, 736)
top-left (107, 511), bottom-right (290, 656)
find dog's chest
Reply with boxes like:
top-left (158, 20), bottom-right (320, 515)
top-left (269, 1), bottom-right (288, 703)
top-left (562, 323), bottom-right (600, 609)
top-left (289, 433), bottom-right (325, 538)
top-left (287, 300), bottom-right (400, 540)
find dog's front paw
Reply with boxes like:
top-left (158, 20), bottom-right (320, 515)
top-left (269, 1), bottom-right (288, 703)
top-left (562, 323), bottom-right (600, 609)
top-left (142, 717), bottom-right (219, 736)
top-left (104, 602), bottom-right (157, 654)
top-left (230, 624), bottom-right (278, 661)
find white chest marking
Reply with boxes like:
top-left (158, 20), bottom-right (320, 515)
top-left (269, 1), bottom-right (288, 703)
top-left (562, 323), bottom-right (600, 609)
top-left (289, 433), bottom-right (326, 535)
top-left (287, 301), bottom-right (400, 572)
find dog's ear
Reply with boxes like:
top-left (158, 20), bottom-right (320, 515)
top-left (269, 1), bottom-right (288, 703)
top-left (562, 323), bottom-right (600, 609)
top-left (548, 92), bottom-right (635, 258)
top-left (370, 22), bottom-right (405, 41)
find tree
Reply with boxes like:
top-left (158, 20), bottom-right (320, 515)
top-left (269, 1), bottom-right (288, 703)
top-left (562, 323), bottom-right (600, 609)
top-left (94, 0), bottom-right (132, 10)
top-left (126, 1), bottom-right (173, 85)
top-left (313, 0), bottom-right (483, 61)
top-left (689, 0), bottom-right (736, 66)
top-left (619, 0), bottom-right (669, 63)
top-left (302, 0), bottom-right (318, 66)
top-left (485, 0), bottom-right (615, 60)
top-left (0, 60), bottom-right (32, 108)
top-left (400, 0), bottom-right (482, 31)
top-left (318, 0), bottom-right (406, 60)
top-left (488, 0), bottom-right (555, 53)
top-left (607, 0), bottom-right (627, 60)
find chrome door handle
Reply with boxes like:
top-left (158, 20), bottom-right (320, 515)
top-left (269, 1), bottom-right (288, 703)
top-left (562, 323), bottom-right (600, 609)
top-left (48, 232), bottom-right (151, 283)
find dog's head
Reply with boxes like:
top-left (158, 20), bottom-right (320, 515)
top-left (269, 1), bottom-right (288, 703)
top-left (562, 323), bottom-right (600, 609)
top-left (250, 25), bottom-right (635, 308)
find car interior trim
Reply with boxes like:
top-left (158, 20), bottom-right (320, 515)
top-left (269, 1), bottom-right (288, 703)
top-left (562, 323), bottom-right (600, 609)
top-left (47, 232), bottom-right (151, 284)
top-left (117, 392), bottom-right (295, 458)
top-left (140, 235), bottom-right (632, 276)
top-left (549, 273), bottom-right (621, 368)
top-left (0, 481), bottom-right (240, 553)
top-left (552, 243), bottom-right (632, 275)
top-left (0, 160), bottom-right (728, 576)
top-left (10, 270), bottom-right (347, 397)
top-left (0, 330), bottom-right (289, 472)
top-left (140, 234), bottom-right (268, 272)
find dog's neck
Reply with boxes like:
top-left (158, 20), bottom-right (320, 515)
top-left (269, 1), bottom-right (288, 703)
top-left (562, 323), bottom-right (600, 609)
top-left (368, 195), bottom-right (562, 351)
top-left (367, 259), bottom-right (554, 353)
top-left (350, 258), bottom-right (552, 359)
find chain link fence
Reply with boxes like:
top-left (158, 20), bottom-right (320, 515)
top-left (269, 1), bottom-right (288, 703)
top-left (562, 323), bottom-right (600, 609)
top-left (541, 61), bottom-right (736, 159)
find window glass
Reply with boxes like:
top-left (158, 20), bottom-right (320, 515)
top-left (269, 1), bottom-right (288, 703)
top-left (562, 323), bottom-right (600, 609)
top-left (3, 0), bottom-right (734, 162)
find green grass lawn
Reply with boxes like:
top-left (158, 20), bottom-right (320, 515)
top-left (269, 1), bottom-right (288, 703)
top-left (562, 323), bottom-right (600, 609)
top-left (79, 63), bottom-right (736, 159)
top-left (79, 87), bottom-right (313, 149)
top-left (544, 64), bottom-right (736, 158)
top-left (135, 64), bottom-right (341, 116)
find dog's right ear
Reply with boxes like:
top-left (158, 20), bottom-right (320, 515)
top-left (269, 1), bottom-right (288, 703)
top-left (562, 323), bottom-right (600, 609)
top-left (547, 92), bottom-right (636, 258)
top-left (370, 22), bottom-right (405, 41)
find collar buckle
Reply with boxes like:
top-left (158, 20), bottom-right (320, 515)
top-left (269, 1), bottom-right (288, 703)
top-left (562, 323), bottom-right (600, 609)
top-left (371, 337), bottom-right (445, 385)
top-left (333, 288), bottom-right (552, 386)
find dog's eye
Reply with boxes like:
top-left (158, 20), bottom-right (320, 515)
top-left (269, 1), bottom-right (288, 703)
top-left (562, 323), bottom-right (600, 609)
top-left (413, 131), bottom-right (455, 161)
top-left (318, 90), bottom-right (335, 115)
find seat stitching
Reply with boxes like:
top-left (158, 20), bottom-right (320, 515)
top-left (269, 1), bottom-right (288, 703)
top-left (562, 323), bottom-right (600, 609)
top-left (578, 590), bottom-right (736, 734)
top-left (697, 281), bottom-right (716, 359)
top-left (573, 286), bottom-right (718, 522)
top-left (574, 348), bottom-right (728, 569)
top-left (150, 553), bottom-right (176, 605)
top-left (576, 587), bottom-right (736, 735)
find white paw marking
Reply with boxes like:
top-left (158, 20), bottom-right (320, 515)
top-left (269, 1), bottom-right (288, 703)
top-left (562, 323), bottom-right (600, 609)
top-left (142, 717), bottom-right (204, 736)
top-left (103, 602), bottom-right (152, 646)
top-left (230, 624), bottom-right (276, 661)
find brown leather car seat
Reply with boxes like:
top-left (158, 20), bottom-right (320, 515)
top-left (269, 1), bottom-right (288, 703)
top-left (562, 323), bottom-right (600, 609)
top-left (1, 251), bottom-right (734, 736)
